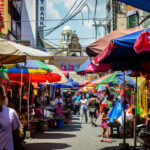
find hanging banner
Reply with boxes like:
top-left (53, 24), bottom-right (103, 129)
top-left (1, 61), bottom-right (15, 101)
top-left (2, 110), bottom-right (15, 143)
top-left (38, 0), bottom-right (46, 27)
top-left (0, 0), bottom-right (8, 34)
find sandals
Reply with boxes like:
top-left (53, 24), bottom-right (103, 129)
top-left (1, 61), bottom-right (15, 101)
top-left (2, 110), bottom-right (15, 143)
top-left (106, 140), bottom-right (112, 143)
top-left (100, 139), bottom-right (104, 142)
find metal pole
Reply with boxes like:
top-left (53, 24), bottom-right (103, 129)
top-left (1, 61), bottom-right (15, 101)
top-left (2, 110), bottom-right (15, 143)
top-left (20, 68), bottom-right (23, 113)
top-left (27, 75), bottom-right (31, 126)
top-left (134, 76), bottom-right (138, 148)
top-left (123, 71), bottom-right (126, 144)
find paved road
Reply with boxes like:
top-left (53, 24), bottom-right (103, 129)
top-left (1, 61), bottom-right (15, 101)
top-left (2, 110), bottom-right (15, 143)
top-left (24, 116), bottom-right (136, 150)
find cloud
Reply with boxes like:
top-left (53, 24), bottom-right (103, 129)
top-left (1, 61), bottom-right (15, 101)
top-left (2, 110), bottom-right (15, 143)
top-left (84, 20), bottom-right (94, 29)
top-left (47, 1), bottom-right (60, 19)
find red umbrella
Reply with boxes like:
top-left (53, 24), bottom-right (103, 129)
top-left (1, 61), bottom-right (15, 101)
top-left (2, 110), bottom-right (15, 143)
top-left (7, 72), bottom-right (61, 83)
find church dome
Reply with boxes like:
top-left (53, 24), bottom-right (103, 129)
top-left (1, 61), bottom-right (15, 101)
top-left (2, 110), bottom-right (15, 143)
top-left (62, 25), bottom-right (72, 35)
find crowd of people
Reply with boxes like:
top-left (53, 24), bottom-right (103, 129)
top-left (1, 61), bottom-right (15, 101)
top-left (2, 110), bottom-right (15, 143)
top-left (1, 83), bottom-right (150, 150)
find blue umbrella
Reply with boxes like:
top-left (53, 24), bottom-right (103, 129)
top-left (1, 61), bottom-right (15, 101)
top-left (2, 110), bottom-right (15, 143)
top-left (53, 78), bottom-right (78, 88)
top-left (94, 29), bottom-right (150, 72)
top-left (117, 0), bottom-right (150, 13)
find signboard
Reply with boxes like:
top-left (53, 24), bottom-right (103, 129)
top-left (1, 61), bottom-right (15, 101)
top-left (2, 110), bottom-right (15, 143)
top-left (0, 0), bottom-right (8, 34)
top-left (38, 0), bottom-right (46, 27)
top-left (61, 65), bottom-right (80, 71)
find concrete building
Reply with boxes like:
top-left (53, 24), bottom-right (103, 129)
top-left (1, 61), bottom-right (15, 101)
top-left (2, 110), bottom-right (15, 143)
top-left (21, 0), bottom-right (46, 48)
top-left (106, 0), bottom-right (127, 34)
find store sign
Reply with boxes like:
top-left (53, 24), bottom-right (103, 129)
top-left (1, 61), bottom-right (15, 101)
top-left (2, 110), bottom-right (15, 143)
top-left (0, 0), bottom-right (7, 34)
top-left (61, 65), bottom-right (80, 71)
top-left (38, 0), bottom-right (46, 27)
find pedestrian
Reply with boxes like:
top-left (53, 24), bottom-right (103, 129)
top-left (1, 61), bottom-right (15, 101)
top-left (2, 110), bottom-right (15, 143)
top-left (0, 86), bottom-right (23, 150)
top-left (100, 106), bottom-right (112, 143)
top-left (100, 90), bottom-right (108, 113)
top-left (87, 94), bottom-right (100, 126)
top-left (73, 92), bottom-right (81, 116)
top-left (80, 94), bottom-right (88, 123)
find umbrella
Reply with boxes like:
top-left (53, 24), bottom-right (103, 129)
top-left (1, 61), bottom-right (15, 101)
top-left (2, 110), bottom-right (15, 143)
top-left (94, 29), bottom-right (150, 73)
top-left (53, 78), bottom-right (78, 88)
top-left (96, 72), bottom-right (136, 88)
top-left (7, 72), bottom-right (61, 83)
top-left (44, 65), bottom-right (68, 84)
top-left (77, 59), bottom-right (110, 75)
top-left (0, 38), bottom-right (50, 64)
top-left (86, 27), bottom-right (142, 57)
top-left (117, 0), bottom-right (150, 13)
top-left (17, 60), bottom-right (52, 71)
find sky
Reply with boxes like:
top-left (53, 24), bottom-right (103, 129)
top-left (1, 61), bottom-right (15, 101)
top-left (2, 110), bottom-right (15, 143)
top-left (44, 0), bottom-right (106, 49)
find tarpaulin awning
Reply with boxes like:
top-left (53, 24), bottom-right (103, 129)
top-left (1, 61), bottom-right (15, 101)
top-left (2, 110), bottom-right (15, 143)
top-left (86, 27), bottom-right (142, 57)
top-left (118, 0), bottom-right (150, 13)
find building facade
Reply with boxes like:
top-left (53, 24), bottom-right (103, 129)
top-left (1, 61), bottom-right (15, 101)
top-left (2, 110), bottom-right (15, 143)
top-left (106, 0), bottom-right (127, 34)
top-left (21, 0), bottom-right (46, 48)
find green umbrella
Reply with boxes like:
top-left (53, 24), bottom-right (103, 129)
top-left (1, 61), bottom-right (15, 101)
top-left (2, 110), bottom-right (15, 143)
top-left (0, 71), bottom-right (9, 81)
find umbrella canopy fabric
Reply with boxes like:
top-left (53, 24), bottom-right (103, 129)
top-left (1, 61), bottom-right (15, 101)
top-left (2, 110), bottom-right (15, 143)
top-left (8, 72), bottom-right (61, 83)
top-left (86, 27), bottom-right (142, 57)
top-left (43, 65), bottom-right (68, 84)
top-left (118, 0), bottom-right (150, 13)
top-left (96, 72), bottom-right (136, 88)
top-left (6, 67), bottom-right (47, 74)
top-left (93, 29), bottom-right (150, 72)
top-left (77, 59), bottom-right (110, 75)
top-left (8, 40), bottom-right (50, 60)
top-left (17, 60), bottom-right (52, 71)
top-left (0, 38), bottom-right (51, 64)
top-left (53, 78), bottom-right (78, 88)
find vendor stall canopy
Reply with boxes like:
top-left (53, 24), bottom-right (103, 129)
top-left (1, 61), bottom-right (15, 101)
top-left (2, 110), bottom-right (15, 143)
top-left (86, 27), bottom-right (142, 57)
top-left (94, 29), bottom-right (150, 73)
top-left (0, 38), bottom-right (51, 65)
top-left (96, 72), bottom-right (136, 88)
top-left (118, 0), bottom-right (150, 13)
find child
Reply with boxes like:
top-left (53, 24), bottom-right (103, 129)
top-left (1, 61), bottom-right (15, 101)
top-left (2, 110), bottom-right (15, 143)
top-left (100, 107), bottom-right (112, 143)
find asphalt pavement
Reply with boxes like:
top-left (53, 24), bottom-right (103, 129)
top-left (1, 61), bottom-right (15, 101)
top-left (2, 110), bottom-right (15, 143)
top-left (24, 116), bottom-right (137, 150)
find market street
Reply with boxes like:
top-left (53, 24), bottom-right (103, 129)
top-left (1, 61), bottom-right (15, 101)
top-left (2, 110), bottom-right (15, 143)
top-left (24, 116), bottom-right (135, 150)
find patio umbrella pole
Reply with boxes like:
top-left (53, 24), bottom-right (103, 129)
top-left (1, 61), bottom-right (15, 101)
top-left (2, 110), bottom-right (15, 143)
top-left (134, 76), bottom-right (138, 148)
top-left (119, 72), bottom-right (129, 149)
top-left (27, 74), bottom-right (31, 126)
top-left (20, 68), bottom-right (23, 113)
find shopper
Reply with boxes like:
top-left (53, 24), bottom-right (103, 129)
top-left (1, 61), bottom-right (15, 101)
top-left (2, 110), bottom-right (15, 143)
top-left (100, 107), bottom-right (112, 143)
top-left (0, 86), bottom-right (22, 150)
top-left (80, 94), bottom-right (88, 123)
top-left (87, 94), bottom-right (100, 126)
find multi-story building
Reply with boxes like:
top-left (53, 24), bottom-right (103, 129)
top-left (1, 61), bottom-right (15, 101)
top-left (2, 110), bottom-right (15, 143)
top-left (21, 0), bottom-right (46, 48)
top-left (0, 0), bottom-right (21, 40)
top-left (106, 0), bottom-right (127, 34)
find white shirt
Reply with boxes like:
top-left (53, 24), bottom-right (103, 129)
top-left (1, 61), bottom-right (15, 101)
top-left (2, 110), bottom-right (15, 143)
top-left (55, 98), bottom-right (63, 106)
top-left (0, 106), bottom-right (21, 150)
top-left (80, 99), bottom-right (88, 109)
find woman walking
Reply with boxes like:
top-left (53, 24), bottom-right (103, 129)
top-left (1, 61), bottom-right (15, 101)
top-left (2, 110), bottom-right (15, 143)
top-left (80, 94), bottom-right (88, 124)
top-left (87, 94), bottom-right (100, 126)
